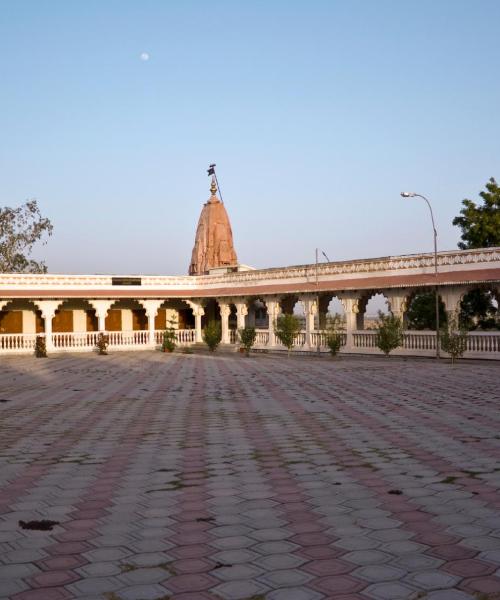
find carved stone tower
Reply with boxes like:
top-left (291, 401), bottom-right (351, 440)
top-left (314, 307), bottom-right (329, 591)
top-left (189, 176), bottom-right (238, 275)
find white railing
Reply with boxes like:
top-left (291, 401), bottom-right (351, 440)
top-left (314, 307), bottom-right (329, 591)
top-left (255, 330), bottom-right (269, 346)
top-left (1, 328), bottom-right (499, 359)
top-left (52, 332), bottom-right (100, 351)
top-left (154, 329), bottom-right (196, 346)
top-left (0, 333), bottom-right (38, 353)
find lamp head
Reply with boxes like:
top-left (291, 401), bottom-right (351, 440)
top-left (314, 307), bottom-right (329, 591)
top-left (400, 192), bottom-right (417, 198)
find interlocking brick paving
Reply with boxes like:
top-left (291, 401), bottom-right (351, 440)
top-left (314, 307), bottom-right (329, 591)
top-left (0, 352), bottom-right (499, 600)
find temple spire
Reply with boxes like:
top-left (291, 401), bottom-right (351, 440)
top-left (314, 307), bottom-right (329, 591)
top-left (209, 175), bottom-right (218, 201)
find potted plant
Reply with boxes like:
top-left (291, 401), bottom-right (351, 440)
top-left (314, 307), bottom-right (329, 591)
top-left (34, 335), bottom-right (47, 358)
top-left (96, 333), bottom-right (109, 355)
top-left (239, 326), bottom-right (256, 357)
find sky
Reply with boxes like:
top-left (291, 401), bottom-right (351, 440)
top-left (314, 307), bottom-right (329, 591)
top-left (1, 0), bottom-right (499, 275)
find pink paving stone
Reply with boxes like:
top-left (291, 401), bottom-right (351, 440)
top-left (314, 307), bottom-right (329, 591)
top-left (297, 546), bottom-right (343, 560)
top-left (171, 558), bottom-right (215, 574)
top-left (311, 574), bottom-right (367, 595)
top-left (62, 519), bottom-right (99, 531)
top-left (46, 541), bottom-right (94, 555)
top-left (170, 593), bottom-right (220, 600)
top-left (428, 545), bottom-right (478, 560)
top-left (170, 544), bottom-right (213, 559)
top-left (415, 532), bottom-right (460, 546)
top-left (303, 558), bottom-right (356, 576)
top-left (28, 569), bottom-right (81, 587)
top-left (53, 529), bottom-right (97, 542)
top-left (68, 509), bottom-right (108, 519)
top-left (36, 556), bottom-right (88, 571)
top-left (289, 522), bottom-right (324, 534)
top-left (12, 587), bottom-right (72, 600)
top-left (170, 532), bottom-right (211, 545)
top-left (461, 576), bottom-right (500, 594)
top-left (291, 532), bottom-right (333, 546)
top-left (444, 559), bottom-right (497, 577)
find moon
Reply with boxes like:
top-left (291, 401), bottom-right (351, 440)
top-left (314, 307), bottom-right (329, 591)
top-left (140, 52), bottom-right (150, 61)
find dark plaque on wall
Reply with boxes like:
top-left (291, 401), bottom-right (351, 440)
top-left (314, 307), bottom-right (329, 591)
top-left (112, 277), bottom-right (142, 286)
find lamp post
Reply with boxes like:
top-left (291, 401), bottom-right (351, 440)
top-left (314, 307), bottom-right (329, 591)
top-left (401, 192), bottom-right (440, 358)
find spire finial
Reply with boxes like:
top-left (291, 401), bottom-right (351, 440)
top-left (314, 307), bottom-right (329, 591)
top-left (210, 175), bottom-right (217, 196)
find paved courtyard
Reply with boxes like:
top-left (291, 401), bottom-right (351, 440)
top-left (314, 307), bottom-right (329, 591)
top-left (0, 352), bottom-right (499, 600)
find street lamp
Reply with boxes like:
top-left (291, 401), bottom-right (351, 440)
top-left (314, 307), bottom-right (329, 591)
top-left (401, 192), bottom-right (440, 358)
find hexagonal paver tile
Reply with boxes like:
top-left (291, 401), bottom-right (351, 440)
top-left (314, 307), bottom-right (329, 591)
top-left (117, 583), bottom-right (171, 600)
top-left (444, 558), bottom-right (496, 577)
top-left (354, 564), bottom-right (408, 583)
top-left (254, 553), bottom-right (307, 571)
top-left (83, 546), bottom-right (131, 562)
top-left (166, 573), bottom-right (219, 593)
top-left (0, 563), bottom-right (41, 579)
top-left (28, 570), bottom-right (80, 587)
top-left (267, 587), bottom-right (325, 600)
top-left (213, 563), bottom-right (263, 581)
top-left (117, 566), bottom-right (169, 586)
top-left (212, 579), bottom-right (270, 600)
top-left (405, 569), bottom-right (460, 591)
top-left (311, 574), bottom-right (366, 595)
top-left (364, 581), bottom-right (419, 599)
top-left (393, 553), bottom-right (444, 571)
top-left (259, 567), bottom-right (313, 588)
top-left (303, 559), bottom-right (354, 577)
top-left (343, 550), bottom-right (392, 566)
top-left (253, 540), bottom-right (300, 555)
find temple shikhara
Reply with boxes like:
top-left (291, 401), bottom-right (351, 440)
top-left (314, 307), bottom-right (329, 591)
top-left (189, 176), bottom-right (238, 275)
top-left (1, 173), bottom-right (500, 359)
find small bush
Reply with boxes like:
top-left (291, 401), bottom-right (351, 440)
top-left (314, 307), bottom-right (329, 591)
top-left (239, 327), bottom-right (256, 357)
top-left (162, 316), bottom-right (177, 352)
top-left (324, 314), bottom-right (343, 356)
top-left (203, 321), bottom-right (222, 352)
top-left (274, 314), bottom-right (301, 356)
top-left (441, 313), bottom-right (468, 364)
top-left (34, 336), bottom-right (47, 358)
top-left (96, 333), bottom-right (109, 355)
top-left (376, 311), bottom-right (403, 356)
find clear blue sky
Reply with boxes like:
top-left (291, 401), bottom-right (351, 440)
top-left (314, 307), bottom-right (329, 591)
top-left (1, 0), bottom-right (499, 275)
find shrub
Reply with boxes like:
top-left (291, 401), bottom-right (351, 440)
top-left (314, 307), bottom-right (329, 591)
top-left (274, 314), bottom-right (301, 356)
top-left (203, 321), bottom-right (221, 352)
top-left (162, 316), bottom-right (177, 352)
top-left (376, 311), bottom-right (403, 356)
top-left (324, 314), bottom-right (343, 357)
top-left (441, 313), bottom-right (468, 364)
top-left (96, 333), bottom-right (109, 355)
top-left (34, 335), bottom-right (47, 358)
top-left (239, 327), bottom-right (256, 357)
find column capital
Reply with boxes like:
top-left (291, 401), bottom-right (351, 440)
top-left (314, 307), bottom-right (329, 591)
top-left (37, 300), bottom-right (61, 320)
top-left (235, 302), bottom-right (248, 316)
top-left (89, 299), bottom-right (115, 319)
top-left (141, 299), bottom-right (164, 317)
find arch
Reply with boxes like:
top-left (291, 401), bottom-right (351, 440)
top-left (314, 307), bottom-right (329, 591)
top-left (246, 297), bottom-right (268, 329)
top-left (0, 299), bottom-right (44, 334)
top-left (157, 299), bottom-right (195, 330)
top-left (105, 299), bottom-right (148, 332)
top-left (459, 284), bottom-right (499, 331)
top-left (405, 289), bottom-right (447, 331)
top-left (358, 291), bottom-right (391, 330)
top-left (201, 298), bottom-right (221, 328)
top-left (316, 293), bottom-right (346, 329)
top-left (50, 298), bottom-right (98, 333)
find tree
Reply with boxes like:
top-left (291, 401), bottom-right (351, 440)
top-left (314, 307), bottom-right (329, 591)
top-left (0, 199), bottom-right (53, 273)
top-left (376, 311), bottom-right (403, 356)
top-left (203, 321), bottom-right (221, 352)
top-left (274, 314), bottom-right (301, 356)
top-left (459, 288), bottom-right (498, 330)
top-left (452, 178), bottom-right (500, 329)
top-left (406, 292), bottom-right (447, 330)
top-left (238, 326), bottom-right (256, 357)
top-left (324, 314), bottom-right (343, 356)
top-left (453, 178), bottom-right (500, 250)
top-left (440, 313), bottom-right (468, 364)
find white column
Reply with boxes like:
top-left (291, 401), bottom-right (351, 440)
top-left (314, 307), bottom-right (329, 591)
top-left (300, 296), bottom-right (317, 349)
top-left (187, 301), bottom-right (205, 343)
top-left (91, 300), bottom-right (114, 332)
top-left (219, 302), bottom-right (231, 344)
top-left (73, 310), bottom-right (86, 333)
top-left (343, 296), bottom-right (360, 353)
top-left (235, 302), bottom-right (248, 331)
top-left (121, 309), bottom-right (133, 332)
top-left (266, 299), bottom-right (281, 348)
top-left (387, 293), bottom-right (408, 324)
top-left (38, 300), bottom-right (60, 353)
top-left (142, 300), bottom-right (163, 347)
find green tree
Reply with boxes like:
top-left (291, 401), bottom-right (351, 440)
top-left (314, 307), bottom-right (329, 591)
top-left (162, 316), bottom-right (178, 352)
top-left (376, 311), bottom-right (403, 356)
top-left (452, 178), bottom-right (500, 329)
top-left (459, 289), bottom-right (498, 330)
top-left (406, 292), bottom-right (447, 330)
top-left (274, 314), bottom-right (301, 356)
top-left (440, 313), bottom-right (468, 364)
top-left (203, 321), bottom-right (222, 352)
top-left (324, 314), bottom-right (343, 356)
top-left (453, 178), bottom-right (500, 249)
top-left (0, 199), bottom-right (53, 273)
top-left (238, 326), bottom-right (256, 357)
